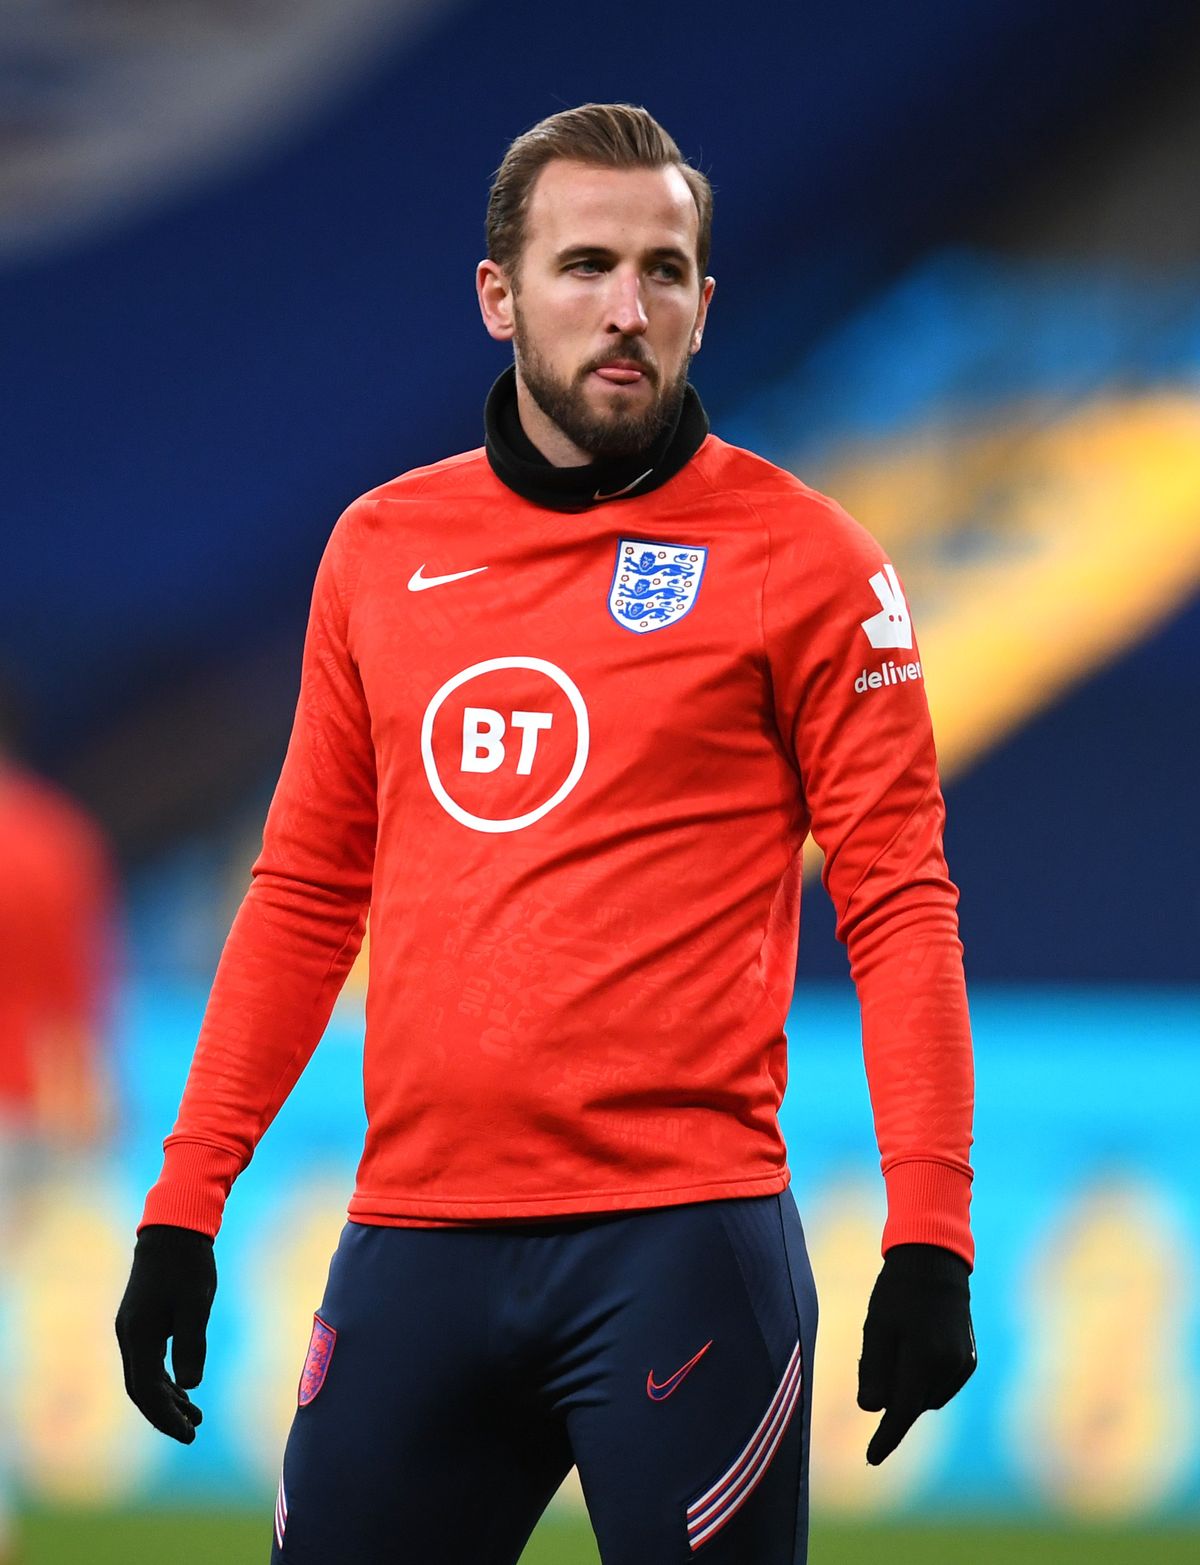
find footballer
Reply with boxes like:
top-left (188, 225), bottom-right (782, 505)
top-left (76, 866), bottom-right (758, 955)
top-left (117, 104), bottom-right (976, 1563)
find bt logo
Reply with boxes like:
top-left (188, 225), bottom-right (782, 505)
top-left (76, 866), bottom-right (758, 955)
top-left (421, 657), bottom-right (589, 833)
top-left (461, 708), bottom-right (553, 776)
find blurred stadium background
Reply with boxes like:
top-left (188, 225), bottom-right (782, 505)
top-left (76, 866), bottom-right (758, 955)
top-left (2, 1), bottom-right (1198, 1561)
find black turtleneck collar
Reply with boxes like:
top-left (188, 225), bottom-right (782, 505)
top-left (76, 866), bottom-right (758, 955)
top-left (484, 365), bottom-right (709, 512)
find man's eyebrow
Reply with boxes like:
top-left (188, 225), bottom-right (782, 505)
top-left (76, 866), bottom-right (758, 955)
top-left (552, 243), bottom-right (694, 268)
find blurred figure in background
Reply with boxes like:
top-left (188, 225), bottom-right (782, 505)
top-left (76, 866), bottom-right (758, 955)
top-left (0, 673), bottom-right (118, 1564)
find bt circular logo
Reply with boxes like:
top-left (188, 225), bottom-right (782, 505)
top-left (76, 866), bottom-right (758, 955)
top-left (420, 657), bottom-right (589, 833)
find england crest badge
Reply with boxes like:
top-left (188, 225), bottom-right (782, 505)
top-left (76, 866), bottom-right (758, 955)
top-left (298, 1313), bottom-right (337, 1407)
top-left (608, 539), bottom-right (708, 633)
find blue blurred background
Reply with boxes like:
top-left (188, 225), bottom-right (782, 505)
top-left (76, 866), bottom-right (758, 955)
top-left (2, 0), bottom-right (1198, 1543)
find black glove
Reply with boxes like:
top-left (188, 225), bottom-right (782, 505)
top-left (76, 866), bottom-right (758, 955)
top-left (857, 1241), bottom-right (976, 1466)
top-left (115, 1223), bottom-right (217, 1444)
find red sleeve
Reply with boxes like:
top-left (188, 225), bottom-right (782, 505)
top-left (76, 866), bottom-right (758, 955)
top-left (141, 508), bottom-right (377, 1237)
top-left (762, 488), bottom-right (975, 1267)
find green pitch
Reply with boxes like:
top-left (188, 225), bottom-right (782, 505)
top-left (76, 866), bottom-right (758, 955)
top-left (16, 1510), bottom-right (1200, 1563)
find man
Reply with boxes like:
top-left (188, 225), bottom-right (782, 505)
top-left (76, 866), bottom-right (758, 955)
top-left (116, 104), bottom-right (976, 1563)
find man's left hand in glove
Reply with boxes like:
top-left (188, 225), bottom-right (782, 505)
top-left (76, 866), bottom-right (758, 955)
top-left (857, 1241), bottom-right (977, 1465)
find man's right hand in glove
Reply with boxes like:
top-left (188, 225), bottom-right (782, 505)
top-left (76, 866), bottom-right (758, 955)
top-left (115, 1223), bottom-right (217, 1443)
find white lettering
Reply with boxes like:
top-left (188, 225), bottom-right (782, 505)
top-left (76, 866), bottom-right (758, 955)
top-left (461, 707), bottom-right (506, 773)
top-left (509, 710), bottom-right (553, 775)
top-left (853, 661), bottom-right (923, 696)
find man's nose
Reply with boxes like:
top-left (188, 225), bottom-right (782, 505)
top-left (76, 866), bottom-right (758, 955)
top-left (606, 270), bottom-right (649, 335)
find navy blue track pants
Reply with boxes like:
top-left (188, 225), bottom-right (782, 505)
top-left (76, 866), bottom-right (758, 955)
top-left (270, 1190), bottom-right (818, 1563)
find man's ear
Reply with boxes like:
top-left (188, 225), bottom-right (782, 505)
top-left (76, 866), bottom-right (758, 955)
top-left (691, 275), bottom-right (716, 356)
top-left (477, 259), bottom-right (516, 342)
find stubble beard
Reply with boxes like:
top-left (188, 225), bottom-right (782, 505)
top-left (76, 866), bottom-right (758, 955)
top-left (513, 307), bottom-right (690, 460)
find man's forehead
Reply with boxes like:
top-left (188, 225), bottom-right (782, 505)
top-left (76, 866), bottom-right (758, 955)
top-left (524, 159), bottom-right (699, 253)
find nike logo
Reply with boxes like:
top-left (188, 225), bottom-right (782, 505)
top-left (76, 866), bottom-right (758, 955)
top-left (646, 1339), bottom-right (713, 1401)
top-left (407, 564), bottom-right (488, 592)
top-left (594, 468), bottom-right (653, 502)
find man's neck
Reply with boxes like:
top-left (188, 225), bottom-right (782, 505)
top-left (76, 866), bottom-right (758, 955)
top-left (512, 371), bottom-right (594, 466)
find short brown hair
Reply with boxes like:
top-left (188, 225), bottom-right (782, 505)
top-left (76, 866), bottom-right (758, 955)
top-left (486, 103), bottom-right (713, 280)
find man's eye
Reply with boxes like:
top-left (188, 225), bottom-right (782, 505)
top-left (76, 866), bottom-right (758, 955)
top-left (653, 264), bottom-right (683, 282)
top-left (570, 259), bottom-right (603, 274)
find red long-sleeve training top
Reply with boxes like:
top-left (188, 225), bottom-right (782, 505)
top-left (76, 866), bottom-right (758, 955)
top-left (142, 434), bottom-right (975, 1263)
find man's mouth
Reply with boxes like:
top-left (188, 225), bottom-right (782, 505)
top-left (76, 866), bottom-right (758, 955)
top-left (591, 359), bottom-right (651, 386)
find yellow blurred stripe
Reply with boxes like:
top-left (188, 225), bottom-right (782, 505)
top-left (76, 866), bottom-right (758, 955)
top-left (817, 394), bottom-right (1200, 776)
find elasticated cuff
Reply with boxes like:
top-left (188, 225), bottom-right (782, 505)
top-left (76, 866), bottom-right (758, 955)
top-left (139, 1139), bottom-right (245, 1239)
top-left (881, 1159), bottom-right (974, 1269)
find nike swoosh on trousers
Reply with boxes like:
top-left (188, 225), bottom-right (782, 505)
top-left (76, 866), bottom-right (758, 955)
top-left (646, 1339), bottom-right (714, 1400)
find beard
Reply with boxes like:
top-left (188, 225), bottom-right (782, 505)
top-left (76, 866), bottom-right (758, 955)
top-left (513, 309), bottom-right (689, 460)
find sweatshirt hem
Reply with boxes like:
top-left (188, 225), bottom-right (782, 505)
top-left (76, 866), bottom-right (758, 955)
top-left (346, 1168), bottom-right (790, 1225)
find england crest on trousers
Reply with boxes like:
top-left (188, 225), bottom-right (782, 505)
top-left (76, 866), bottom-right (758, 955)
top-left (608, 539), bottom-right (708, 633)
top-left (298, 1313), bottom-right (337, 1406)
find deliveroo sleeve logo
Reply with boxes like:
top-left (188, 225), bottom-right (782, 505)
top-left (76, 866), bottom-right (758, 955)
top-left (608, 539), bottom-right (708, 633)
top-left (859, 564), bottom-right (913, 650)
